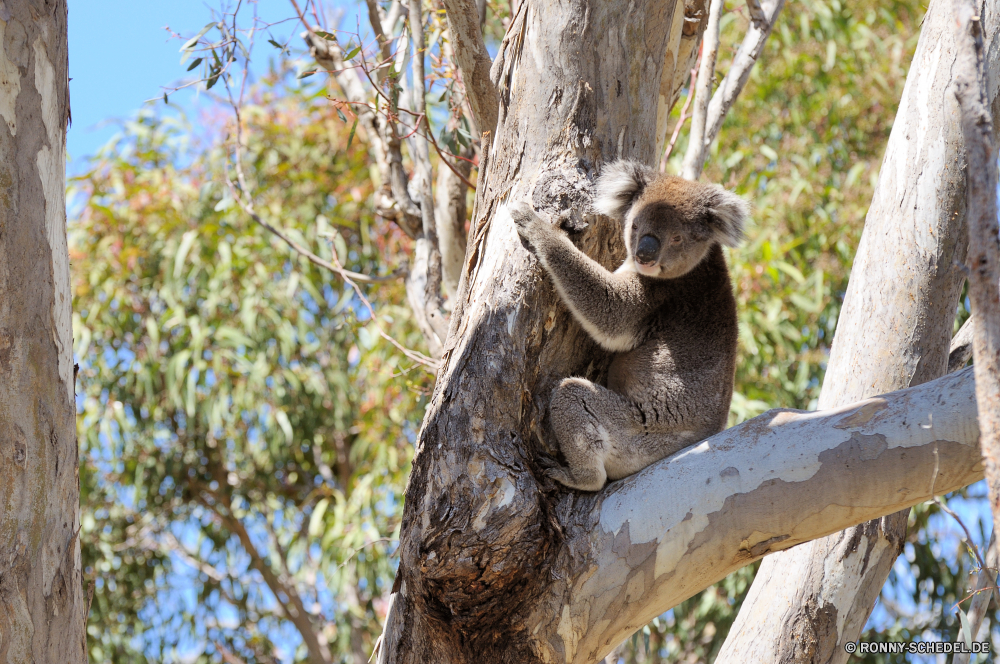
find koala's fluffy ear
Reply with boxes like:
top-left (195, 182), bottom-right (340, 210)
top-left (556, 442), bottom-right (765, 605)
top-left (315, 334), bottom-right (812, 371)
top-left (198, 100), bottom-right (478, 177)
top-left (705, 186), bottom-right (750, 248)
top-left (594, 160), bottom-right (656, 220)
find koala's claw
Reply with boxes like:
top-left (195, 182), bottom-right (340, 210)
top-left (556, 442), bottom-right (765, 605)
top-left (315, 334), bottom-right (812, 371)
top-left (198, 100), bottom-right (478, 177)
top-left (509, 200), bottom-right (536, 222)
top-left (509, 201), bottom-right (546, 242)
top-left (544, 466), bottom-right (576, 487)
top-left (536, 454), bottom-right (561, 470)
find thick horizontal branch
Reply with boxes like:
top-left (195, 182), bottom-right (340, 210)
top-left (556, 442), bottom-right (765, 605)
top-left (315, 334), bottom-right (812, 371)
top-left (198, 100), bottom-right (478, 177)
top-left (532, 367), bottom-right (982, 664)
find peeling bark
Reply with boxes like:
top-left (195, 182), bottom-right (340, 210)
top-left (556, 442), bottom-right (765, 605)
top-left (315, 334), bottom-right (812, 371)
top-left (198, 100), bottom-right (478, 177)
top-left (0, 1), bottom-right (86, 661)
top-left (716, 0), bottom-right (1000, 660)
top-left (654, 0), bottom-right (708, 157)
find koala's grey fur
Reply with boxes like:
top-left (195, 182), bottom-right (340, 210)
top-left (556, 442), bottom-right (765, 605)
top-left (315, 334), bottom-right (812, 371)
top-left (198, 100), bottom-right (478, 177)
top-left (510, 160), bottom-right (748, 491)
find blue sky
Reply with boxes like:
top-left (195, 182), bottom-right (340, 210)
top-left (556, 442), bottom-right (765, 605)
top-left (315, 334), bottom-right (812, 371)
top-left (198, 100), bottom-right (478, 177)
top-left (67, 0), bottom-right (301, 169)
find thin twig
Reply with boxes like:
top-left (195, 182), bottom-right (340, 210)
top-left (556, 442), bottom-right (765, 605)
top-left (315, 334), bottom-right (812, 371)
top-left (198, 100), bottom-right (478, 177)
top-left (425, 126), bottom-right (477, 190)
top-left (224, 176), bottom-right (436, 368)
top-left (224, 166), bottom-right (400, 284)
top-left (954, 530), bottom-right (1000, 664)
top-left (934, 496), bottom-right (986, 569)
top-left (681, 0), bottom-right (724, 180)
top-left (222, 49), bottom-right (437, 369)
top-left (661, 66), bottom-right (698, 170)
top-left (338, 537), bottom-right (396, 569)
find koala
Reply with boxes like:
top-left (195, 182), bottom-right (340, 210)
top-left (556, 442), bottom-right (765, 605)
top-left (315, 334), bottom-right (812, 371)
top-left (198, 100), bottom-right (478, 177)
top-left (510, 160), bottom-right (748, 491)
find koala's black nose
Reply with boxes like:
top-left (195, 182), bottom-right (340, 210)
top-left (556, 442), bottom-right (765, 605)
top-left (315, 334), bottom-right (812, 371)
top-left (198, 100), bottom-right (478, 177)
top-left (635, 235), bottom-right (661, 264)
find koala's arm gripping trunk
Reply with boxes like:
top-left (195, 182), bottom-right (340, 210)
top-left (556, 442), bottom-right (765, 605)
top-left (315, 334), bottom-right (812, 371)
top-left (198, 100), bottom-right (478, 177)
top-left (532, 230), bottom-right (655, 353)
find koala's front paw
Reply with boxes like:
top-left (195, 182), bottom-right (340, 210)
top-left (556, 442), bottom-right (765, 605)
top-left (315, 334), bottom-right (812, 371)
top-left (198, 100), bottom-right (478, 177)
top-left (546, 465), bottom-right (605, 491)
top-left (509, 201), bottom-right (552, 250)
top-left (544, 462), bottom-right (606, 492)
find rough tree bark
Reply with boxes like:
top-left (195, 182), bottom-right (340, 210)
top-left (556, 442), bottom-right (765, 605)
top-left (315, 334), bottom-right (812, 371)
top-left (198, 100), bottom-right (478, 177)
top-left (716, 0), bottom-right (1000, 660)
top-left (0, 1), bottom-right (86, 661)
top-left (367, 0), bottom-right (996, 662)
top-left (382, 0), bottom-right (693, 659)
top-left (376, 341), bottom-right (987, 663)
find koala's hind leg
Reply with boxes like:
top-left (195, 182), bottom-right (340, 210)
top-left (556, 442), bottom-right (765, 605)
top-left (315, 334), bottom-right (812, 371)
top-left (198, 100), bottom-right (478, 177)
top-left (545, 377), bottom-right (642, 491)
top-left (547, 377), bottom-right (699, 491)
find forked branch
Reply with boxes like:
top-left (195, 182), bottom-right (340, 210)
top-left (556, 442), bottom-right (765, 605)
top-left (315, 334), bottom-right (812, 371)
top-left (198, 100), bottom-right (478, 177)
top-left (703, 0), bottom-right (786, 146)
top-left (681, 0), bottom-right (786, 179)
top-left (681, 0), bottom-right (724, 179)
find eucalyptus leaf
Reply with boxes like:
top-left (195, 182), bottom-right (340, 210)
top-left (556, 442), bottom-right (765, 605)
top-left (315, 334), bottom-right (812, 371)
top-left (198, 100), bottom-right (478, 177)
top-left (347, 116), bottom-right (359, 148)
top-left (179, 22), bottom-right (216, 52)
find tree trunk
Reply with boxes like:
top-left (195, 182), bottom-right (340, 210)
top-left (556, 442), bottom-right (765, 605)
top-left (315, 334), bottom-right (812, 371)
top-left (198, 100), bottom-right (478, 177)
top-left (953, 0), bottom-right (1000, 594)
top-left (715, 0), bottom-right (1000, 660)
top-left (383, 0), bottom-right (693, 660)
top-left (0, 1), bottom-right (86, 662)
top-left (376, 348), bottom-right (986, 663)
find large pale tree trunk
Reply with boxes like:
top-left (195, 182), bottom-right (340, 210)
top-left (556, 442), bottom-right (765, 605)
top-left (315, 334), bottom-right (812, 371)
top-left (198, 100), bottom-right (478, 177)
top-left (370, 0), bottom-right (998, 662)
top-left (0, 1), bottom-right (85, 661)
top-left (379, 0), bottom-right (697, 660)
top-left (716, 0), bottom-right (1000, 660)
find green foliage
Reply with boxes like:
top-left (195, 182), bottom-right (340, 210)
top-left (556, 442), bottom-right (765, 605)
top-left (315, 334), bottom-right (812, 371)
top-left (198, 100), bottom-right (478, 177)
top-left (73, 83), bottom-right (430, 663)
top-left (710, 0), bottom-right (923, 419)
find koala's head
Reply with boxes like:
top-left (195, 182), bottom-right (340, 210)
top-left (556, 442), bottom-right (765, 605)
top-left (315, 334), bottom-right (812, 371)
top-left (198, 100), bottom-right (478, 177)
top-left (594, 160), bottom-right (749, 279)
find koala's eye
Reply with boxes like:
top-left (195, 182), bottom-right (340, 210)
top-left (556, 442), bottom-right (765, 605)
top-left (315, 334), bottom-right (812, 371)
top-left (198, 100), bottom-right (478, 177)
top-left (670, 235), bottom-right (683, 245)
